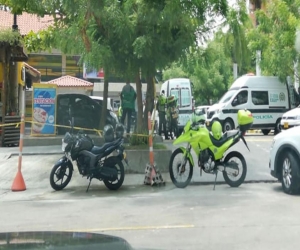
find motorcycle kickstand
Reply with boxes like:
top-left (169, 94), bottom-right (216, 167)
top-left (213, 171), bottom-right (218, 191)
top-left (86, 177), bottom-right (93, 193)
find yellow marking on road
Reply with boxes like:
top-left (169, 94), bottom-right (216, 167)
top-left (65, 224), bottom-right (195, 232)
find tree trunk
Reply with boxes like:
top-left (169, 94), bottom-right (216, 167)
top-left (143, 74), bottom-right (155, 129)
top-left (100, 71), bottom-right (109, 130)
top-left (135, 72), bottom-right (143, 133)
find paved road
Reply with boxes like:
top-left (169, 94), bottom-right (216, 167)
top-left (1, 183), bottom-right (300, 250)
top-left (1, 134), bottom-right (299, 250)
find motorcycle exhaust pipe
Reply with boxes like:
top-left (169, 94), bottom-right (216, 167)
top-left (217, 162), bottom-right (239, 176)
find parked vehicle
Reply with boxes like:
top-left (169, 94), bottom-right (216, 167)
top-left (195, 105), bottom-right (211, 120)
top-left (269, 126), bottom-right (300, 194)
top-left (280, 105), bottom-right (300, 130)
top-left (169, 109), bottom-right (253, 189)
top-left (56, 94), bottom-right (118, 135)
top-left (206, 75), bottom-right (297, 135)
top-left (160, 78), bottom-right (194, 135)
top-left (50, 120), bottom-right (127, 192)
top-left (90, 96), bottom-right (114, 111)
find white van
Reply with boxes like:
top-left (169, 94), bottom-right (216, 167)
top-left (206, 75), bottom-right (297, 135)
top-left (160, 78), bottom-right (193, 133)
top-left (90, 96), bottom-right (114, 111)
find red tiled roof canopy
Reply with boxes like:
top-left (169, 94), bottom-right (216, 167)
top-left (46, 75), bottom-right (93, 88)
top-left (0, 10), bottom-right (53, 35)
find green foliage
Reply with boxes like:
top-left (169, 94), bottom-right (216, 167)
top-left (247, 0), bottom-right (300, 82)
top-left (128, 131), bottom-right (148, 146)
top-left (0, 28), bottom-right (22, 46)
top-left (163, 62), bottom-right (188, 81)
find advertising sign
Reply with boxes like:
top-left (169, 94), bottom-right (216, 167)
top-left (31, 84), bottom-right (57, 136)
top-left (83, 63), bottom-right (104, 79)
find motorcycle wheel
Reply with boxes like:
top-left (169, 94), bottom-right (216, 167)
top-left (169, 148), bottom-right (193, 188)
top-left (103, 161), bottom-right (125, 190)
top-left (50, 161), bottom-right (73, 191)
top-left (223, 151), bottom-right (247, 188)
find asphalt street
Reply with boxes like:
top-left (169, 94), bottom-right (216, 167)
top-left (0, 133), bottom-right (292, 250)
top-left (0, 182), bottom-right (299, 250)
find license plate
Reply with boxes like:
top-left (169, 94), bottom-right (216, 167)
top-left (206, 121), bottom-right (210, 126)
top-left (123, 152), bottom-right (127, 159)
top-left (284, 122), bottom-right (289, 129)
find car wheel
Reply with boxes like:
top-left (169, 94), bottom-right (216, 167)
top-left (261, 129), bottom-right (270, 135)
top-left (281, 151), bottom-right (300, 195)
top-left (222, 119), bottom-right (234, 132)
top-left (274, 119), bottom-right (281, 135)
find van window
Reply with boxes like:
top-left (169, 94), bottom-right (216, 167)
top-left (181, 88), bottom-right (190, 107)
top-left (170, 89), bottom-right (180, 106)
top-left (219, 90), bottom-right (237, 104)
top-left (232, 90), bottom-right (248, 106)
top-left (252, 91), bottom-right (269, 105)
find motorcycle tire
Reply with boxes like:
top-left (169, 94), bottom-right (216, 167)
top-left (223, 151), bottom-right (247, 188)
top-left (50, 161), bottom-right (73, 191)
top-left (169, 148), bottom-right (193, 188)
top-left (103, 161), bottom-right (125, 190)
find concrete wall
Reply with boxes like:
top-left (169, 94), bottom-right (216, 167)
top-left (125, 150), bottom-right (171, 173)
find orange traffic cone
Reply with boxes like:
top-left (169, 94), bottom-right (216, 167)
top-left (11, 170), bottom-right (26, 191)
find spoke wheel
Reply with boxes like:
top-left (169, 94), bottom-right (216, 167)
top-left (103, 161), bottom-right (125, 190)
top-left (50, 162), bottom-right (73, 191)
top-left (223, 151), bottom-right (247, 188)
top-left (169, 148), bottom-right (193, 188)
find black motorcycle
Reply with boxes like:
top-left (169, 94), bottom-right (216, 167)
top-left (50, 122), bottom-right (127, 192)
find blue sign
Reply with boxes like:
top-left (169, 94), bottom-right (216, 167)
top-left (31, 84), bottom-right (57, 135)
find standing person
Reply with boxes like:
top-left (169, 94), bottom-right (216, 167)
top-left (157, 90), bottom-right (169, 140)
top-left (120, 82), bottom-right (137, 135)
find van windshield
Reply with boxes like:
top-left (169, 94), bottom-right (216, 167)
top-left (170, 88), bottom-right (191, 108)
top-left (219, 90), bottom-right (237, 104)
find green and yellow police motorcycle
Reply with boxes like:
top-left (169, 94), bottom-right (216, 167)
top-left (169, 109), bottom-right (253, 189)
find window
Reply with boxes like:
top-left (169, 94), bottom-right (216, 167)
top-left (219, 90), bottom-right (237, 104)
top-left (252, 91), bottom-right (269, 105)
top-left (170, 89), bottom-right (180, 107)
top-left (181, 88), bottom-right (190, 107)
top-left (232, 90), bottom-right (248, 106)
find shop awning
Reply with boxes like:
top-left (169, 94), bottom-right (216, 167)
top-left (24, 62), bottom-right (41, 83)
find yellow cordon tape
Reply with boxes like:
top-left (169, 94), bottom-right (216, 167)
top-left (0, 121), bottom-right (153, 138)
top-left (0, 122), bottom-right (22, 128)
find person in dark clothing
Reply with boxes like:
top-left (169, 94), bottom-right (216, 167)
top-left (120, 82), bottom-right (137, 135)
top-left (157, 90), bottom-right (169, 139)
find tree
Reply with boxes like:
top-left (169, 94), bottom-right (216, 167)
top-left (1, 0), bottom-right (229, 133)
top-left (247, 0), bottom-right (300, 82)
top-left (185, 40), bottom-right (232, 104)
top-left (218, 1), bottom-right (253, 77)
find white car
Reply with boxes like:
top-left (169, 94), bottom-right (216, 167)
top-left (280, 105), bottom-right (300, 130)
top-left (195, 105), bottom-right (211, 120)
top-left (269, 126), bottom-right (300, 194)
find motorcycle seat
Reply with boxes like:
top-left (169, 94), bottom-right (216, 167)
top-left (209, 129), bottom-right (239, 147)
top-left (91, 138), bottom-right (121, 155)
